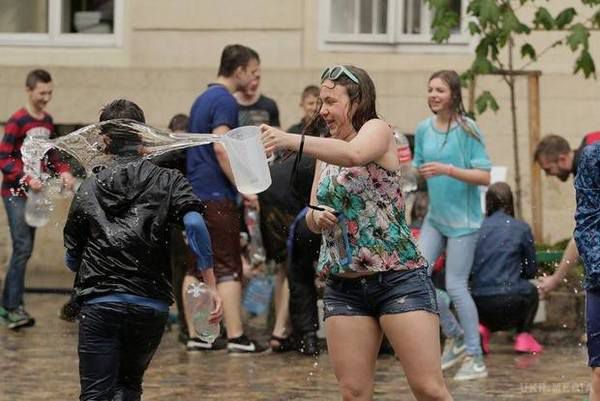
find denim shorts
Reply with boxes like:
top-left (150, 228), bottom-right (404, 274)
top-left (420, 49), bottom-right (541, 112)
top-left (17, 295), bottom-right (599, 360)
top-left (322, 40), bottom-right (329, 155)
top-left (323, 267), bottom-right (438, 320)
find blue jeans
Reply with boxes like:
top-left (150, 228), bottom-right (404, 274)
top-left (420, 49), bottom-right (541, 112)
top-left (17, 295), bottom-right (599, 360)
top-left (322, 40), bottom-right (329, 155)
top-left (418, 219), bottom-right (482, 356)
top-left (79, 302), bottom-right (168, 401)
top-left (2, 196), bottom-right (35, 310)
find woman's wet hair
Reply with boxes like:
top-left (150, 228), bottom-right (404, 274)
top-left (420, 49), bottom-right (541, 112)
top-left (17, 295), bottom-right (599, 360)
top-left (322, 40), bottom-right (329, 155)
top-left (485, 182), bottom-right (515, 217)
top-left (428, 70), bottom-right (479, 140)
top-left (303, 64), bottom-right (378, 137)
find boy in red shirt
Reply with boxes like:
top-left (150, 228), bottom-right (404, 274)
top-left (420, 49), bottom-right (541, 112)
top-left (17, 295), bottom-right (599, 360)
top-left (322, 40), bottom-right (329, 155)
top-left (0, 69), bottom-right (74, 329)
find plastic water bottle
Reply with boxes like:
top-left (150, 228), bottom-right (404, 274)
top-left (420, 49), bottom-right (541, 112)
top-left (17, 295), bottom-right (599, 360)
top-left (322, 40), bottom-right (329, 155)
top-left (185, 281), bottom-right (220, 343)
top-left (25, 188), bottom-right (53, 227)
top-left (394, 131), bottom-right (417, 194)
top-left (242, 274), bottom-right (273, 316)
top-left (24, 178), bottom-right (69, 228)
top-left (244, 207), bottom-right (266, 267)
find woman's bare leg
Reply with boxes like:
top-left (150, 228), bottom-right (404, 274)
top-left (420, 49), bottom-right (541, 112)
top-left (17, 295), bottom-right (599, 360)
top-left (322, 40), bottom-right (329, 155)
top-left (326, 316), bottom-right (382, 401)
top-left (380, 311), bottom-right (453, 401)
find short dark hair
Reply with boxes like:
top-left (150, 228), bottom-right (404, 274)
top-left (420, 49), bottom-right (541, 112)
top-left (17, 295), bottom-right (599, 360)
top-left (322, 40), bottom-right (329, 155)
top-left (99, 99), bottom-right (145, 155)
top-left (217, 44), bottom-right (260, 77)
top-left (26, 69), bottom-right (52, 89)
top-left (486, 182), bottom-right (515, 217)
top-left (99, 99), bottom-right (146, 123)
top-left (534, 134), bottom-right (571, 163)
top-left (301, 85), bottom-right (319, 101)
top-left (168, 113), bottom-right (189, 132)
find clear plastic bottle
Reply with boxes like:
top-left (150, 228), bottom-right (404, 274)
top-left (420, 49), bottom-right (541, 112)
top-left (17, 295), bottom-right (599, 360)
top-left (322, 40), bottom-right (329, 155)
top-left (25, 188), bottom-right (53, 227)
top-left (24, 178), bottom-right (69, 228)
top-left (185, 281), bottom-right (220, 343)
top-left (244, 207), bottom-right (266, 267)
top-left (393, 131), bottom-right (418, 194)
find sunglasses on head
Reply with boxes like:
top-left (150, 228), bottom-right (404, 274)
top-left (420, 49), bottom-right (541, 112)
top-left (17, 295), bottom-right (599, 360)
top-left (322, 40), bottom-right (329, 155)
top-left (321, 65), bottom-right (360, 85)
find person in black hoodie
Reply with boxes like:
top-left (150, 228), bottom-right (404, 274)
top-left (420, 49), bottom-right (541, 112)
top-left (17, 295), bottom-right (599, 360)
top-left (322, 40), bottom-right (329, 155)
top-left (64, 99), bottom-right (222, 401)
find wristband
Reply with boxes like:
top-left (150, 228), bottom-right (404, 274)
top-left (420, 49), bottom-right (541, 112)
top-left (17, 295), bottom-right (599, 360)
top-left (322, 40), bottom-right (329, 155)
top-left (447, 164), bottom-right (454, 177)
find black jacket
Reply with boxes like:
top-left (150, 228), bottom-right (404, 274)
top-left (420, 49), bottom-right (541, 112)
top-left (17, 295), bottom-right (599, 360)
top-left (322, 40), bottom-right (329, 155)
top-left (64, 158), bottom-right (204, 304)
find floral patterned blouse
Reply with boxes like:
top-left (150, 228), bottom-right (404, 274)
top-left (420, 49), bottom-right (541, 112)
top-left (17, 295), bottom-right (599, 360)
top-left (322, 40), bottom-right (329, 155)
top-left (315, 162), bottom-right (427, 278)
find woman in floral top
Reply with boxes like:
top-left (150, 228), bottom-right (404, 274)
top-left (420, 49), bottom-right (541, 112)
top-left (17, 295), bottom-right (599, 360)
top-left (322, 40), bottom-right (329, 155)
top-left (261, 65), bottom-right (453, 401)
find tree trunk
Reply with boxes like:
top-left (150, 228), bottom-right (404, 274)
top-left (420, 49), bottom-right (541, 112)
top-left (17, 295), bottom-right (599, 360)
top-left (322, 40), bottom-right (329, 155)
top-left (508, 38), bottom-right (523, 218)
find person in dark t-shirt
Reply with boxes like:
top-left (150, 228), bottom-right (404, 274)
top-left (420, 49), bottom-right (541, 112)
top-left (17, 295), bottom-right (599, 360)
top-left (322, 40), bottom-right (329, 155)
top-left (234, 68), bottom-right (280, 127)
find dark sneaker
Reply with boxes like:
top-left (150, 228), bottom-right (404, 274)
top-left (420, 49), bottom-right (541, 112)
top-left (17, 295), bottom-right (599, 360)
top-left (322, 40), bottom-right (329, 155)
top-left (187, 336), bottom-right (227, 351)
top-left (227, 334), bottom-right (268, 354)
top-left (298, 331), bottom-right (320, 356)
top-left (269, 335), bottom-right (296, 353)
top-left (7, 306), bottom-right (35, 330)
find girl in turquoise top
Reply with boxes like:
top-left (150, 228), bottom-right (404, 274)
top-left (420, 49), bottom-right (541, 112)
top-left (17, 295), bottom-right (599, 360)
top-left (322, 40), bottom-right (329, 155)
top-left (413, 70), bottom-right (492, 381)
top-left (262, 66), bottom-right (453, 401)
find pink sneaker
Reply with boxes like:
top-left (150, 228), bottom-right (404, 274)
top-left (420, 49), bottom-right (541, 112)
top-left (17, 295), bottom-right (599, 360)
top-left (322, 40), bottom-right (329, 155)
top-left (514, 333), bottom-right (543, 354)
top-left (479, 324), bottom-right (491, 354)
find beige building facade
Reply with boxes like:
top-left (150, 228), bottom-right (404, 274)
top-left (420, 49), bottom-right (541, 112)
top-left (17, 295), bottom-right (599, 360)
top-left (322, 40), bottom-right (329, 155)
top-left (0, 0), bottom-right (598, 273)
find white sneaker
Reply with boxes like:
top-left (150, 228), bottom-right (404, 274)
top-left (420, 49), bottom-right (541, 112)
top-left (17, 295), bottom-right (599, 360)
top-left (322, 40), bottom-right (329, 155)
top-left (454, 355), bottom-right (488, 381)
top-left (441, 336), bottom-right (466, 370)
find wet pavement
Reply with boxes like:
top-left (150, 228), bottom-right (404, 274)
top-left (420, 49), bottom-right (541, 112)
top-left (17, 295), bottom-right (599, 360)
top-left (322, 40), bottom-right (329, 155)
top-left (0, 292), bottom-right (592, 401)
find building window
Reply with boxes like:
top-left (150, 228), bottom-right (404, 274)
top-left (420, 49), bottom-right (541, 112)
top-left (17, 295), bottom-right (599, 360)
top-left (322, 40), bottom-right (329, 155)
top-left (321, 0), bottom-right (470, 52)
top-left (0, 0), bottom-right (123, 47)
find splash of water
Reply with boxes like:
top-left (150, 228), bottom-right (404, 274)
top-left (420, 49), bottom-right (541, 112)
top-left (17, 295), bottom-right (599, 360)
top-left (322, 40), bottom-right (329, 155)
top-left (21, 119), bottom-right (271, 194)
top-left (23, 119), bottom-right (216, 177)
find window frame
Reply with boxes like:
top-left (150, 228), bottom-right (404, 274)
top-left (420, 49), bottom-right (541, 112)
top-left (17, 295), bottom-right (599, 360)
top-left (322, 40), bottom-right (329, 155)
top-left (319, 0), bottom-right (474, 53)
top-left (0, 0), bottom-right (124, 48)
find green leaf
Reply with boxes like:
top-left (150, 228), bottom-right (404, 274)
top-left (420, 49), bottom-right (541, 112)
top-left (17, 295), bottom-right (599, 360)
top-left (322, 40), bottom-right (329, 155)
top-left (479, 0), bottom-right (501, 27)
top-left (566, 23), bottom-right (590, 51)
top-left (555, 8), bottom-right (577, 29)
top-left (468, 21), bottom-right (481, 35)
top-left (472, 56), bottom-right (495, 75)
top-left (432, 25), bottom-right (451, 42)
top-left (521, 43), bottom-right (537, 61)
top-left (591, 10), bottom-right (600, 28)
top-left (475, 91), bottom-right (499, 114)
top-left (460, 71), bottom-right (475, 87)
top-left (502, 9), bottom-right (521, 32)
top-left (424, 0), bottom-right (459, 43)
top-left (574, 50), bottom-right (596, 78)
top-left (533, 7), bottom-right (554, 30)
